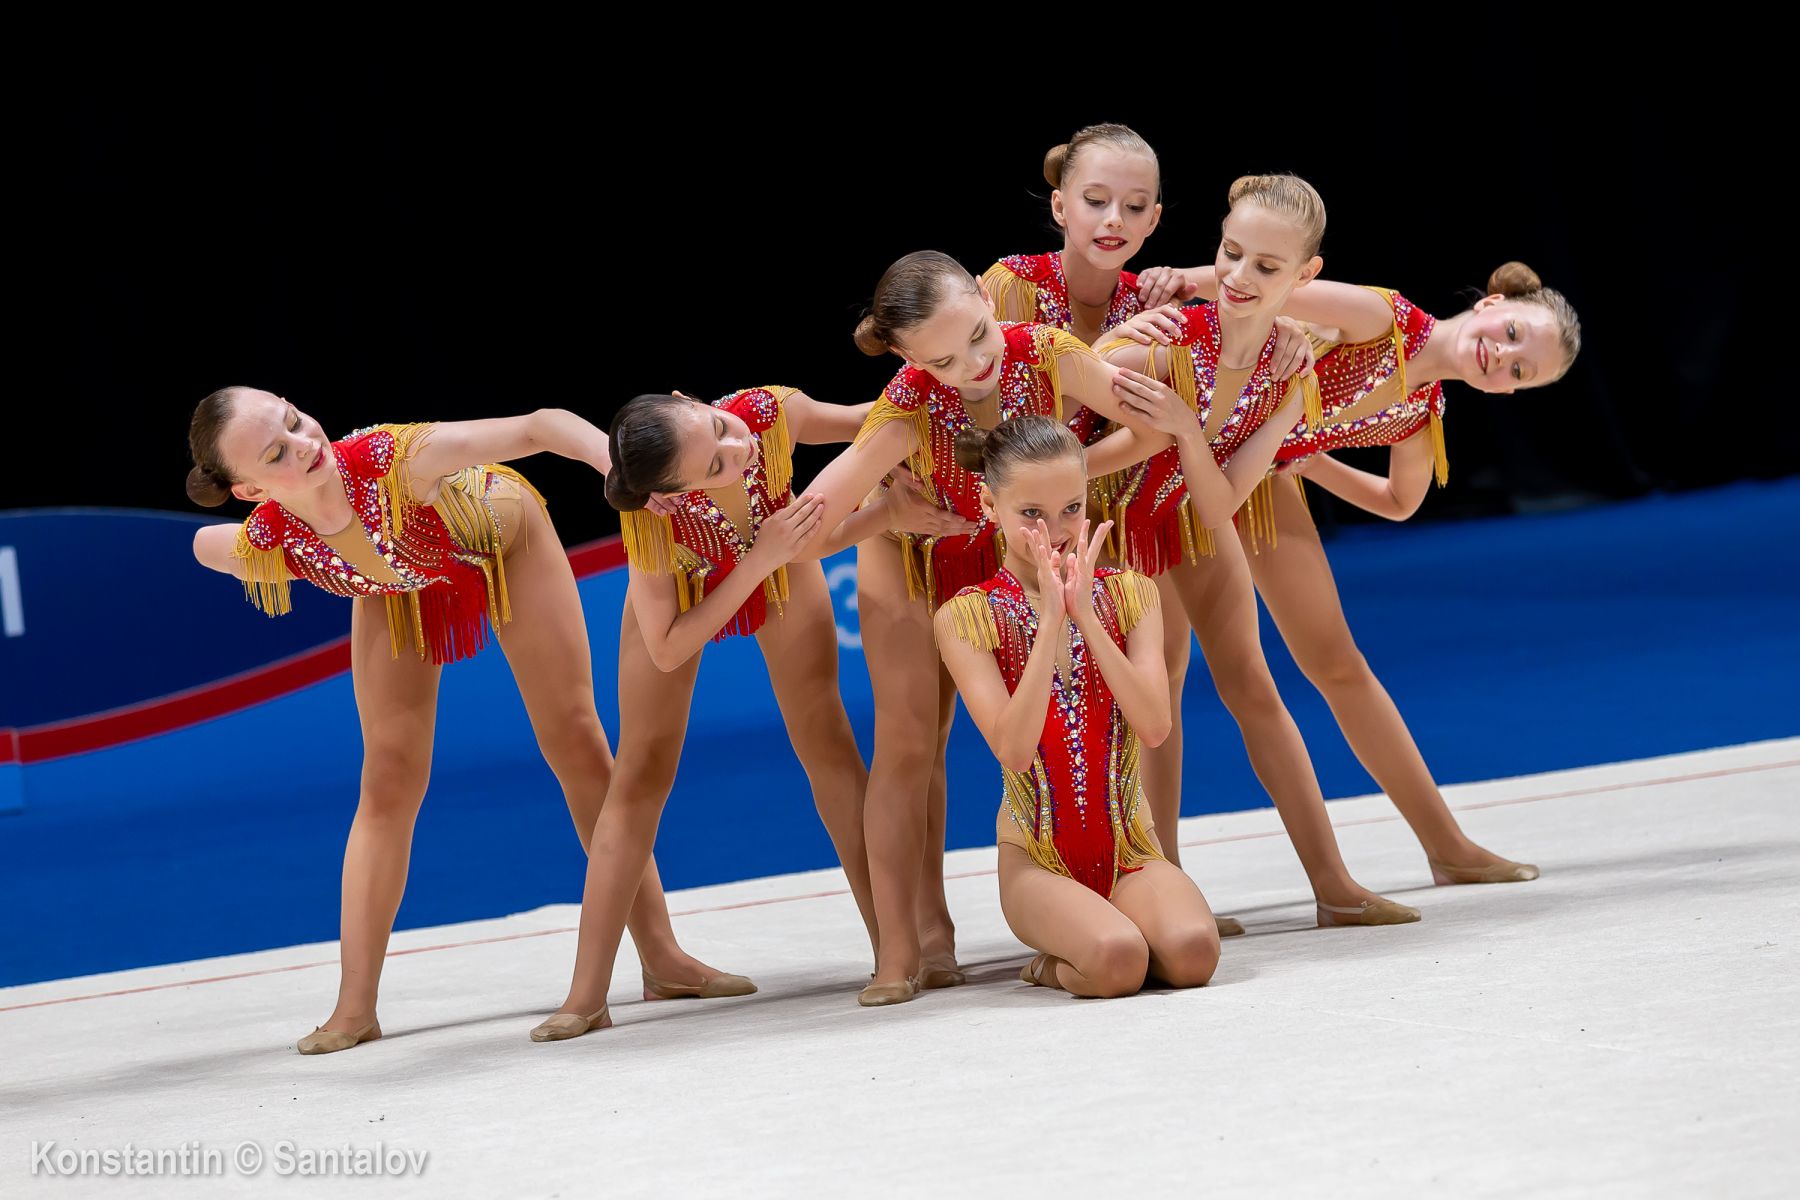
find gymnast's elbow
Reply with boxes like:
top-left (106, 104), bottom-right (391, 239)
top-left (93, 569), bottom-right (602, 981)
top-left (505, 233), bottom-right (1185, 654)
top-left (648, 645), bottom-right (691, 674)
top-left (998, 744), bottom-right (1038, 774)
top-left (192, 525), bottom-right (239, 575)
top-left (1137, 714), bottom-right (1173, 748)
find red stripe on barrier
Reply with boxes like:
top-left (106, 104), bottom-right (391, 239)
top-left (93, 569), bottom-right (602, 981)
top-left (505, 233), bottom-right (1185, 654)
top-left (567, 535), bottom-right (628, 578)
top-left (18, 639), bottom-right (352, 763)
top-left (13, 535), bottom-right (627, 763)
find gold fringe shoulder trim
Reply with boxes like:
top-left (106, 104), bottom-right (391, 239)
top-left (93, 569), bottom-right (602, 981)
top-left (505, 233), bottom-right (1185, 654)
top-left (937, 588), bottom-right (999, 651)
top-left (372, 423), bottom-right (435, 532)
top-left (757, 386), bottom-right (796, 498)
top-left (981, 261), bottom-right (1039, 323)
top-left (1031, 325), bottom-right (1089, 423)
top-left (232, 524), bottom-right (292, 616)
top-left (854, 394), bottom-right (934, 485)
top-left (619, 509), bottom-right (679, 576)
top-left (1101, 571), bottom-right (1158, 636)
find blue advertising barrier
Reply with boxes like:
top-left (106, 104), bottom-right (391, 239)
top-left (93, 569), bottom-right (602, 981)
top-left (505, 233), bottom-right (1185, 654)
top-left (2, 478), bottom-right (1797, 985)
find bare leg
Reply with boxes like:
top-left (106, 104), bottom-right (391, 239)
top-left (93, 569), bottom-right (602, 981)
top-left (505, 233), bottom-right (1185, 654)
top-left (1247, 480), bottom-right (1530, 877)
top-left (543, 594), bottom-right (703, 1022)
top-left (858, 539), bottom-right (943, 994)
top-left (1108, 861), bottom-right (1220, 987)
top-left (916, 667), bottom-right (961, 983)
top-left (756, 561), bottom-right (878, 959)
top-left (1139, 571), bottom-right (1194, 868)
top-left (497, 501), bottom-right (738, 1022)
top-left (315, 596), bottom-right (442, 1036)
top-left (1173, 540), bottom-right (1404, 916)
top-left (997, 845), bottom-right (1150, 998)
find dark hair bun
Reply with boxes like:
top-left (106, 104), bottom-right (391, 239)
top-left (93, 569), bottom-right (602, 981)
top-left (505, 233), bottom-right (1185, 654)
top-left (185, 465), bottom-right (231, 507)
top-left (603, 467), bottom-right (649, 513)
top-left (853, 314), bottom-right (889, 357)
top-left (1043, 143), bottom-right (1071, 187)
top-left (952, 426), bottom-right (991, 475)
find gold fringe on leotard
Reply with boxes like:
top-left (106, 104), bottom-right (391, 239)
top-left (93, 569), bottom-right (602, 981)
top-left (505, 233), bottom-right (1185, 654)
top-left (758, 387), bottom-right (796, 500)
top-left (1101, 569), bottom-right (1158, 635)
top-left (854, 396), bottom-right (934, 492)
top-left (1026, 326), bottom-right (1077, 423)
top-left (382, 423), bottom-right (545, 653)
top-left (1370, 289), bottom-right (1448, 488)
top-left (937, 588), bottom-right (1001, 652)
top-left (231, 526), bottom-right (292, 617)
top-left (1429, 409), bottom-right (1449, 486)
top-left (980, 261), bottom-right (1040, 324)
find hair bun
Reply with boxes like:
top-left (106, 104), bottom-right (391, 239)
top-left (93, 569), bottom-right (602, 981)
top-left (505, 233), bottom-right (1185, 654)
top-left (1043, 143), bottom-right (1071, 188)
top-left (185, 465), bottom-right (231, 507)
top-left (603, 465), bottom-right (649, 513)
top-left (952, 425), bottom-right (991, 475)
top-left (853, 314), bottom-right (889, 357)
top-left (1488, 261), bottom-right (1543, 298)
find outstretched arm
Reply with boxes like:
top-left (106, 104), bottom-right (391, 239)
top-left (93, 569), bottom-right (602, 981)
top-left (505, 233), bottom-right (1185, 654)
top-left (807, 469), bottom-right (978, 558)
top-left (192, 524), bottom-right (256, 579)
top-left (1282, 432), bottom-right (1435, 520)
top-left (1139, 267), bottom-right (1394, 344)
top-left (400, 410), bottom-right (611, 499)
top-left (792, 419), bottom-right (919, 559)
top-left (786, 390), bottom-right (877, 446)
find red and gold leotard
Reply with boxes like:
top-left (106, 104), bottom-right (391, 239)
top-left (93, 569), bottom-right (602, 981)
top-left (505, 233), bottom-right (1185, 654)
top-left (615, 386), bottom-right (797, 642)
top-left (1275, 288), bottom-right (1450, 485)
top-left (233, 423), bottom-right (544, 665)
top-left (940, 566), bottom-right (1162, 898)
top-left (982, 252), bottom-right (1143, 450)
top-left (854, 322), bottom-right (1088, 608)
top-left (1093, 302), bottom-right (1319, 572)
top-left (981, 252), bottom-right (1143, 341)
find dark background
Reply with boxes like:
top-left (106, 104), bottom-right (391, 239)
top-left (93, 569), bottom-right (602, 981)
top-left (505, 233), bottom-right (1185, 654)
top-left (22, 57), bottom-right (1785, 540)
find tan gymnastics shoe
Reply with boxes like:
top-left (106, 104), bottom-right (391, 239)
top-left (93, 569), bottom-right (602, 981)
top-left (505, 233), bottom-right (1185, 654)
top-left (296, 1020), bottom-right (381, 1056)
top-left (918, 956), bottom-right (969, 990)
top-left (640, 969), bottom-right (758, 1000)
top-left (1429, 858), bottom-right (1540, 885)
top-left (857, 977), bottom-right (920, 1007)
top-left (1019, 953), bottom-right (1064, 989)
top-left (529, 1006), bottom-right (612, 1042)
top-left (1215, 915), bottom-right (1247, 938)
top-left (1316, 898), bottom-right (1422, 928)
